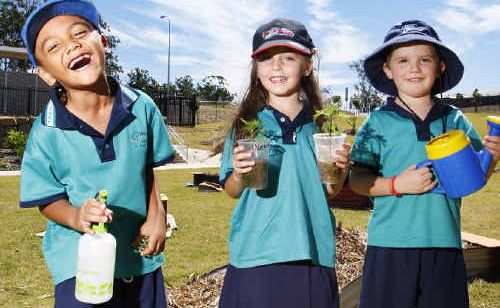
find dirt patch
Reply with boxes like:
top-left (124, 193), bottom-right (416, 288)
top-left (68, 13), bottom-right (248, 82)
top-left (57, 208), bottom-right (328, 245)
top-left (166, 228), bottom-right (368, 308)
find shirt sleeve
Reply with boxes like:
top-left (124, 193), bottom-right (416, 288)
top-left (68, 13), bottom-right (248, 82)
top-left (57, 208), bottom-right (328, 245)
top-left (146, 98), bottom-right (175, 167)
top-left (218, 130), bottom-right (235, 186)
top-left (20, 120), bottom-right (68, 208)
top-left (350, 113), bottom-right (382, 171)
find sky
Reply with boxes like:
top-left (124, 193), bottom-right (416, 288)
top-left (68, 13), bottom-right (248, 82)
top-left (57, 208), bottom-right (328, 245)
top-left (96, 0), bottom-right (500, 101)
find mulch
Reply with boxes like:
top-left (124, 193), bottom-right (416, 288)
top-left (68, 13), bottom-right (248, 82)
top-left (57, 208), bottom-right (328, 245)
top-left (0, 149), bottom-right (21, 171)
top-left (166, 228), bottom-right (368, 308)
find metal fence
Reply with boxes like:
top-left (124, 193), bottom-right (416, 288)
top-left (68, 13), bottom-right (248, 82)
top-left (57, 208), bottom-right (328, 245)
top-left (149, 91), bottom-right (197, 126)
top-left (1, 85), bottom-right (50, 116)
top-left (0, 84), bottom-right (197, 126)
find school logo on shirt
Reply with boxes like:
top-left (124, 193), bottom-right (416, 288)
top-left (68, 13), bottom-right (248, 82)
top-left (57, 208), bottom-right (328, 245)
top-left (262, 27), bottom-right (295, 40)
top-left (130, 131), bottom-right (147, 147)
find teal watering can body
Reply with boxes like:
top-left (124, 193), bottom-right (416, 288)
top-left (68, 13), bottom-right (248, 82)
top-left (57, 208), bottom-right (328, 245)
top-left (416, 116), bottom-right (500, 198)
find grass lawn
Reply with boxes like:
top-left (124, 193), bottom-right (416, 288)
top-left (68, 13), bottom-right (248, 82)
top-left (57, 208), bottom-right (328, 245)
top-left (0, 112), bottom-right (498, 307)
top-left (173, 122), bottom-right (225, 151)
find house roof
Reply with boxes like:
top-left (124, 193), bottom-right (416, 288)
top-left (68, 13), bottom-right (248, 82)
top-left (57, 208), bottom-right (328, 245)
top-left (0, 46), bottom-right (28, 60)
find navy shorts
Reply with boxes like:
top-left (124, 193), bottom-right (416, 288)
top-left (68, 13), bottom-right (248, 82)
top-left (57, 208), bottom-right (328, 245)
top-left (54, 267), bottom-right (167, 308)
top-left (359, 246), bottom-right (469, 308)
top-left (219, 261), bottom-right (339, 308)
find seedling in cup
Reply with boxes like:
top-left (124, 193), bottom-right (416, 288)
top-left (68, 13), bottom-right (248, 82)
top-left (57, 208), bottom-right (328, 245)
top-left (312, 104), bottom-right (346, 185)
top-left (237, 118), bottom-right (270, 190)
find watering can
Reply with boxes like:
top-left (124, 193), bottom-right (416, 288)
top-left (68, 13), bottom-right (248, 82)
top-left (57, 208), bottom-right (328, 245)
top-left (416, 115), bottom-right (500, 198)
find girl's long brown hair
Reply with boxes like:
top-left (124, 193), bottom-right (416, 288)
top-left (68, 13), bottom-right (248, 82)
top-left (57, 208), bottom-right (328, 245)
top-left (212, 55), bottom-right (323, 154)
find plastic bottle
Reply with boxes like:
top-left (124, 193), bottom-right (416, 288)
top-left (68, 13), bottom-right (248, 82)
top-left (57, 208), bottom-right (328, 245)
top-left (75, 190), bottom-right (116, 304)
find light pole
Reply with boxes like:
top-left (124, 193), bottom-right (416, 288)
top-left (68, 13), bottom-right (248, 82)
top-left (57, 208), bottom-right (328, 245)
top-left (160, 15), bottom-right (171, 90)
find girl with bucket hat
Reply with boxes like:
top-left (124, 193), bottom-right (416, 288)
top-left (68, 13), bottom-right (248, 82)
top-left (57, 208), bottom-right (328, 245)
top-left (349, 20), bottom-right (500, 308)
top-left (214, 18), bottom-right (350, 308)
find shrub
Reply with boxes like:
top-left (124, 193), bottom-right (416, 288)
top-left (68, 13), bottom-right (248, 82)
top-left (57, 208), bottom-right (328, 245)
top-left (3, 129), bottom-right (28, 159)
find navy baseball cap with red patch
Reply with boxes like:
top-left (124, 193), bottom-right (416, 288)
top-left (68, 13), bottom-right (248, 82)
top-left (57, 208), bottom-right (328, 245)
top-left (252, 18), bottom-right (315, 58)
top-left (21, 0), bottom-right (100, 67)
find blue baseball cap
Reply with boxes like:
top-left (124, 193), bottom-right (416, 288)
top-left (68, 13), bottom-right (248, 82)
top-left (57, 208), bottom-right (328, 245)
top-left (21, 0), bottom-right (100, 67)
top-left (363, 20), bottom-right (464, 96)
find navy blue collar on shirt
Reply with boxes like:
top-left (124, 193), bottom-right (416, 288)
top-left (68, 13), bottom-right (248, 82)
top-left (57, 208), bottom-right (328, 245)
top-left (380, 96), bottom-right (453, 141)
top-left (41, 77), bottom-right (140, 162)
top-left (264, 103), bottom-right (313, 144)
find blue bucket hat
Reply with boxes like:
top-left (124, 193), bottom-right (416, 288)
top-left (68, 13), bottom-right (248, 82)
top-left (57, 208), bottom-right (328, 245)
top-left (363, 19), bottom-right (464, 96)
top-left (21, 0), bottom-right (100, 67)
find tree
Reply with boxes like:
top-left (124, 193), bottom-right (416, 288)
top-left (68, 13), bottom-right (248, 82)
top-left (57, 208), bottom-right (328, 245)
top-left (175, 75), bottom-right (196, 96)
top-left (349, 60), bottom-right (383, 111)
top-left (455, 93), bottom-right (464, 107)
top-left (0, 0), bottom-right (122, 76)
top-left (472, 89), bottom-right (481, 113)
top-left (99, 16), bottom-right (122, 78)
top-left (0, 0), bottom-right (40, 72)
top-left (331, 95), bottom-right (342, 106)
top-left (126, 67), bottom-right (159, 93)
top-left (197, 75), bottom-right (234, 101)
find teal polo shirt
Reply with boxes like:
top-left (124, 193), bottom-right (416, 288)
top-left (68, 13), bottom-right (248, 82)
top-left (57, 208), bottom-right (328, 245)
top-left (219, 105), bottom-right (336, 268)
top-left (351, 98), bottom-right (482, 249)
top-left (20, 80), bottom-right (174, 284)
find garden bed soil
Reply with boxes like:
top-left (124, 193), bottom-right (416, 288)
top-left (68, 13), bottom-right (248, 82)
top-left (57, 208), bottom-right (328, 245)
top-left (0, 149), bottom-right (21, 171)
top-left (166, 228), bottom-right (367, 308)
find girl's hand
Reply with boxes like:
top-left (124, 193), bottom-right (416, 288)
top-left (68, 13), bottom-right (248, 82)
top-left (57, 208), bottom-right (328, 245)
top-left (335, 143), bottom-right (351, 170)
top-left (76, 199), bottom-right (113, 234)
top-left (232, 145), bottom-right (255, 181)
top-left (325, 143), bottom-right (351, 196)
top-left (483, 135), bottom-right (500, 162)
top-left (394, 164), bottom-right (436, 195)
top-left (132, 217), bottom-right (166, 256)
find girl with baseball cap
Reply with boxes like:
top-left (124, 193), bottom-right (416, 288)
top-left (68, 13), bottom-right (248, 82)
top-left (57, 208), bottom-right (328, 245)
top-left (215, 18), bottom-right (350, 308)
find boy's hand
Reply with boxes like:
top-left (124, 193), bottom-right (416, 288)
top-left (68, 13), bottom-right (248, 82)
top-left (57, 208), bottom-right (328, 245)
top-left (232, 145), bottom-right (255, 181)
top-left (132, 217), bottom-right (166, 256)
top-left (395, 164), bottom-right (436, 195)
top-left (483, 135), bottom-right (500, 162)
top-left (76, 199), bottom-right (113, 234)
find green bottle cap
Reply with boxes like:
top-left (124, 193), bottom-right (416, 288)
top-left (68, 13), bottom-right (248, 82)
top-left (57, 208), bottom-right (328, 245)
top-left (92, 189), bottom-right (109, 233)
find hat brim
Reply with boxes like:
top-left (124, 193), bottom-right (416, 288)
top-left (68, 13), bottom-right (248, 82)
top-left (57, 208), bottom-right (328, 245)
top-left (252, 40), bottom-right (312, 58)
top-left (363, 33), bottom-right (464, 96)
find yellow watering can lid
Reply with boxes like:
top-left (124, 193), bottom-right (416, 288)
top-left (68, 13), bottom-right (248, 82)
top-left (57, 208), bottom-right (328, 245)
top-left (487, 115), bottom-right (500, 124)
top-left (426, 130), bottom-right (470, 160)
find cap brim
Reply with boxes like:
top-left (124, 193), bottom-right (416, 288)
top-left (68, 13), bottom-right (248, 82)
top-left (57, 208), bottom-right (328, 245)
top-left (363, 33), bottom-right (464, 96)
top-left (252, 40), bottom-right (312, 58)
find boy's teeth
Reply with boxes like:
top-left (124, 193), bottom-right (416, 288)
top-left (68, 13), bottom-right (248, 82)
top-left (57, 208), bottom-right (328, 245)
top-left (70, 54), bottom-right (90, 69)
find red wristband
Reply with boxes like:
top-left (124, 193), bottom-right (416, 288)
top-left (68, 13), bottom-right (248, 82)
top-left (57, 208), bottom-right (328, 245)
top-left (390, 176), bottom-right (401, 197)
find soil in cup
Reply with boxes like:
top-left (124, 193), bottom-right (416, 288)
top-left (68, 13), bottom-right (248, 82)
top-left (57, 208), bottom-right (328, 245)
top-left (317, 160), bottom-right (342, 186)
top-left (243, 160), bottom-right (268, 189)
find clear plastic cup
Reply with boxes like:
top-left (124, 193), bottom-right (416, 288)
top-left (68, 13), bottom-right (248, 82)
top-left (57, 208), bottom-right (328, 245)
top-left (313, 133), bottom-right (346, 185)
top-left (237, 139), bottom-right (270, 190)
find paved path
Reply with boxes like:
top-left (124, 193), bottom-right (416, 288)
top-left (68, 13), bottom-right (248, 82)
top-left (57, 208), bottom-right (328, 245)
top-left (0, 147), bottom-right (221, 176)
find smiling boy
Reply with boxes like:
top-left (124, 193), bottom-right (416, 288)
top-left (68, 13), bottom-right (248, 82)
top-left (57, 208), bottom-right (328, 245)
top-left (20, 0), bottom-right (174, 306)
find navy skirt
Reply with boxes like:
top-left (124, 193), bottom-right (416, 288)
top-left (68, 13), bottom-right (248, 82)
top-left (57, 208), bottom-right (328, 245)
top-left (219, 261), bottom-right (339, 308)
